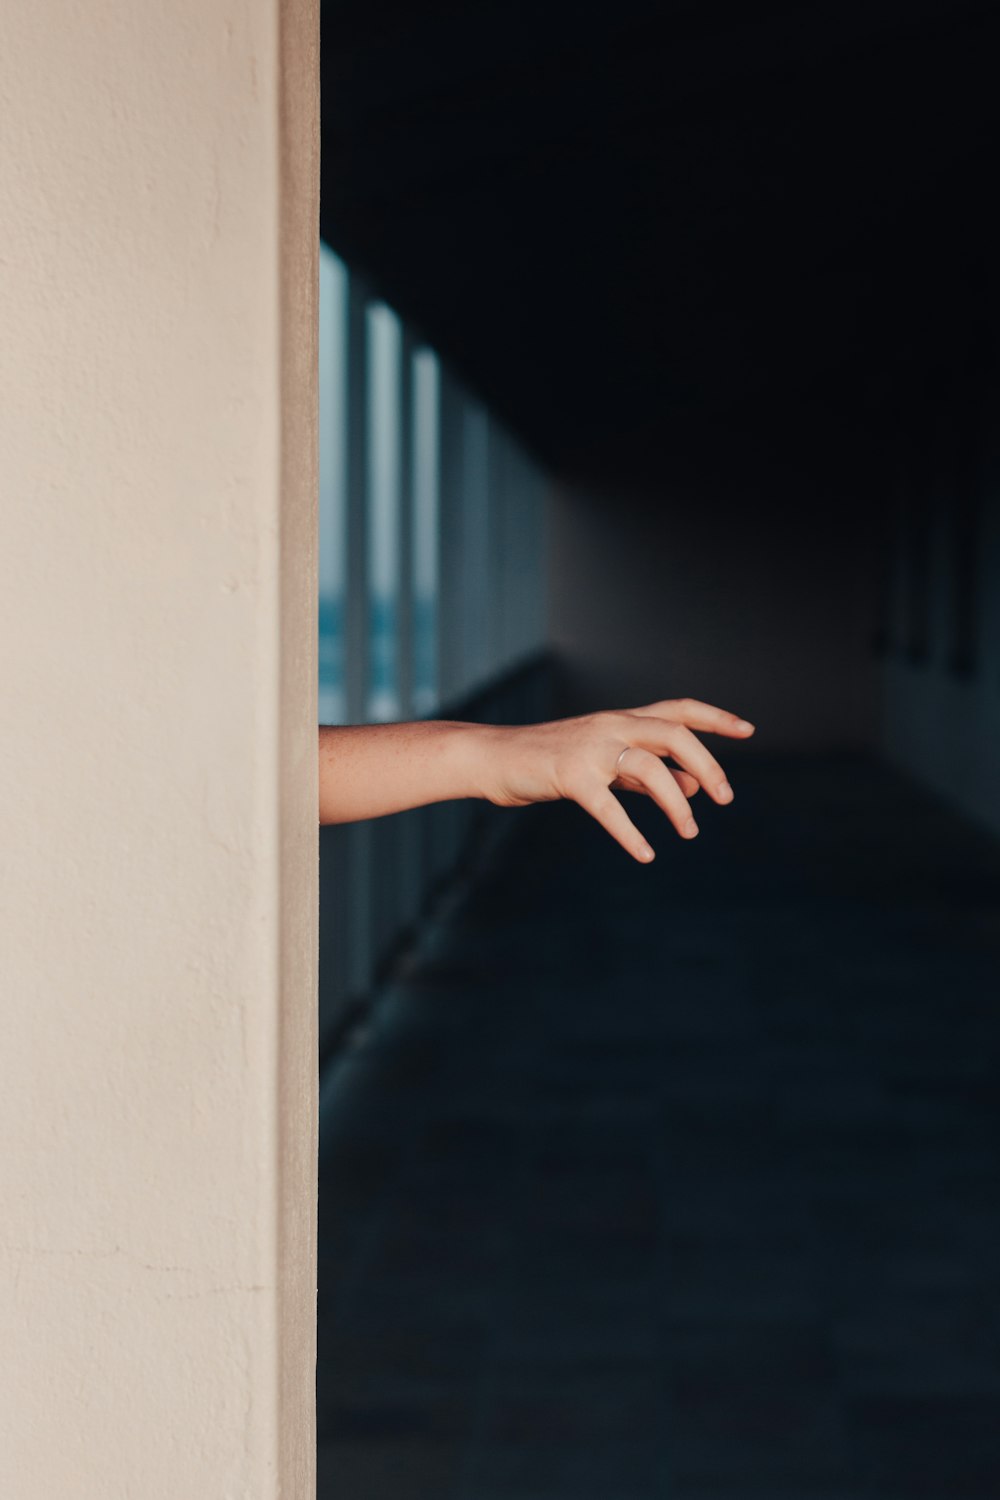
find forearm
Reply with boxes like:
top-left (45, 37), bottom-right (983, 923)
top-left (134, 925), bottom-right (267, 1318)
top-left (318, 696), bottom-right (754, 859)
top-left (318, 719), bottom-right (500, 825)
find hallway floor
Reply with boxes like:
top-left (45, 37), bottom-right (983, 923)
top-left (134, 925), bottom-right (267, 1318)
top-left (317, 755), bottom-right (1000, 1500)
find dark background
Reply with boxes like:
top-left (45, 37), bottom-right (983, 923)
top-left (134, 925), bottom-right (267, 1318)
top-left (317, 7), bottom-right (1000, 1498)
top-left (320, 0), bottom-right (997, 478)
top-left (320, 0), bottom-right (999, 747)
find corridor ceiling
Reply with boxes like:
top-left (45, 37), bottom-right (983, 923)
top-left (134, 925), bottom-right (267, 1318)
top-left (319, 0), bottom-right (998, 475)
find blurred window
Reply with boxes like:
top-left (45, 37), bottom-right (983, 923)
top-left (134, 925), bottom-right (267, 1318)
top-left (462, 401), bottom-right (490, 691)
top-left (318, 244), bottom-right (349, 723)
top-left (365, 303), bottom-right (403, 721)
top-left (412, 348), bottom-right (440, 715)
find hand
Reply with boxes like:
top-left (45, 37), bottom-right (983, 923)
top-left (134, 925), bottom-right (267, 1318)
top-left (479, 698), bottom-right (755, 863)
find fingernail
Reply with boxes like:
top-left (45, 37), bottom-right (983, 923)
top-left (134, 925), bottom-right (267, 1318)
top-left (638, 842), bottom-right (655, 862)
top-left (718, 781), bottom-right (734, 803)
top-left (736, 720), bottom-right (754, 733)
top-left (684, 818), bottom-right (699, 838)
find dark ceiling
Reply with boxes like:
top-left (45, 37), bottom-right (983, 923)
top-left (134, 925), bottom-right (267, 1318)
top-left (320, 0), bottom-right (998, 476)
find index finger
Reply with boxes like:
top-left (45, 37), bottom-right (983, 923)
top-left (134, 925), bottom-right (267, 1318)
top-left (627, 697), bottom-right (755, 738)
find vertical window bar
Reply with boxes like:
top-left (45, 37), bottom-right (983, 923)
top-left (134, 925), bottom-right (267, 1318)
top-left (412, 348), bottom-right (440, 716)
top-left (318, 245), bottom-right (349, 724)
top-left (397, 328), bottom-right (415, 720)
top-left (436, 364), bottom-right (465, 708)
top-left (365, 303), bottom-right (403, 722)
top-left (462, 400), bottom-right (490, 692)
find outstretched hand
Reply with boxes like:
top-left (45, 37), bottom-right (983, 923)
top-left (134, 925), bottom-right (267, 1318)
top-left (479, 698), bottom-right (755, 863)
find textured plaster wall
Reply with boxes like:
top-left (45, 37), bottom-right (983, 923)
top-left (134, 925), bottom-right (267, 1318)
top-left (0, 2), bottom-right (318, 1495)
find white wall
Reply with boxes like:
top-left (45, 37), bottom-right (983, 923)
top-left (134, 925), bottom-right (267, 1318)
top-left (0, 2), bottom-right (318, 1495)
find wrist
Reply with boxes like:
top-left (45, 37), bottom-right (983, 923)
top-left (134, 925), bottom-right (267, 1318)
top-left (449, 720), bottom-right (510, 803)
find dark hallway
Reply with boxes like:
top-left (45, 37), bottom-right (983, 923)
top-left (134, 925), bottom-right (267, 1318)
top-left (317, 1), bottom-right (1000, 1491)
top-left (317, 757), bottom-right (1000, 1499)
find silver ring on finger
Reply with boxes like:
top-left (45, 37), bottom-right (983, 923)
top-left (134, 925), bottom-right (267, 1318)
top-left (613, 746), bottom-right (632, 781)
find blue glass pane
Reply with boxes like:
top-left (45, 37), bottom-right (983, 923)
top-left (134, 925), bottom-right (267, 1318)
top-left (412, 348), bottom-right (439, 715)
top-left (462, 401), bottom-right (490, 691)
top-left (365, 303), bottom-right (402, 721)
top-left (318, 243), bottom-right (348, 723)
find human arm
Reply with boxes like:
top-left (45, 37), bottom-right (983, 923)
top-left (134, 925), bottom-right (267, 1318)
top-left (318, 698), bottom-right (755, 863)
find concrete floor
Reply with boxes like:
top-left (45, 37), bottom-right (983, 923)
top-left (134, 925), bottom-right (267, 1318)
top-left (317, 755), bottom-right (1000, 1500)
